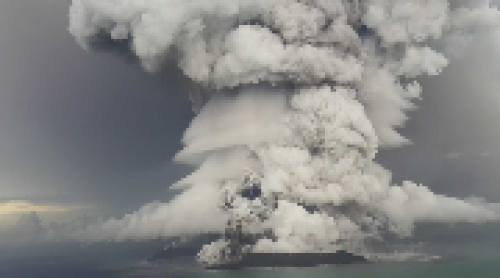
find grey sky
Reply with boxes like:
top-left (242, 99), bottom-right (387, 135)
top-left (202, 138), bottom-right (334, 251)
top-left (0, 0), bottom-right (193, 217)
top-left (0, 0), bottom-right (499, 224)
top-left (379, 35), bottom-right (500, 201)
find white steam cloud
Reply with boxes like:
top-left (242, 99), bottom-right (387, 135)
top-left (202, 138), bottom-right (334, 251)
top-left (69, 0), bottom-right (500, 264)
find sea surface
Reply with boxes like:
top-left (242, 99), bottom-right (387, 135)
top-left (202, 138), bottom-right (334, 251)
top-left (0, 241), bottom-right (498, 278)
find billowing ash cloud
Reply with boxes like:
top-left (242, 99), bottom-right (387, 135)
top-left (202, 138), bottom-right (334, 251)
top-left (69, 0), bottom-right (500, 264)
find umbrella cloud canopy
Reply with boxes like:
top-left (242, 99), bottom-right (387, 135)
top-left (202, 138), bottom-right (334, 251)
top-left (69, 0), bottom-right (500, 263)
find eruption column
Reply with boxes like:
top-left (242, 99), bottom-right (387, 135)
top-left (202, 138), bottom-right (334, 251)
top-left (69, 0), bottom-right (500, 265)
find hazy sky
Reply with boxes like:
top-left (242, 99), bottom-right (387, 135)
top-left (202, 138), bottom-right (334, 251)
top-left (0, 0), bottom-right (499, 224)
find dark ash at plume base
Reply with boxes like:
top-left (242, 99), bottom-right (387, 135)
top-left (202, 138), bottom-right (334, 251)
top-left (69, 0), bottom-right (500, 267)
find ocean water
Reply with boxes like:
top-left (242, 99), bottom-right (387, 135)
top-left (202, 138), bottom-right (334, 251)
top-left (6, 258), bottom-right (497, 278)
top-left (0, 242), bottom-right (498, 278)
top-left (117, 258), bottom-right (500, 278)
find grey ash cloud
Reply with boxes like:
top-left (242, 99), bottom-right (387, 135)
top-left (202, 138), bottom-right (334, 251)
top-left (0, 1), bottom-right (500, 264)
top-left (66, 0), bottom-right (500, 265)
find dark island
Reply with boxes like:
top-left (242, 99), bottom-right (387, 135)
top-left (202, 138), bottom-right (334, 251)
top-left (206, 250), bottom-right (368, 270)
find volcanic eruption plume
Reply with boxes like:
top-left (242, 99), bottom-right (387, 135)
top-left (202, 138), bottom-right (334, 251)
top-left (69, 0), bottom-right (500, 264)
